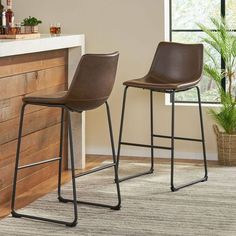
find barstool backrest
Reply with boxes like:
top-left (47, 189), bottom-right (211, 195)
top-left (66, 52), bottom-right (119, 111)
top-left (149, 42), bottom-right (203, 83)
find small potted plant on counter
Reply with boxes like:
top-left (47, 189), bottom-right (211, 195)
top-left (21, 16), bottom-right (42, 34)
top-left (198, 17), bottom-right (236, 166)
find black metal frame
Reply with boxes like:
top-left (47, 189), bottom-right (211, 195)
top-left (117, 86), bottom-right (208, 191)
top-left (11, 102), bottom-right (121, 227)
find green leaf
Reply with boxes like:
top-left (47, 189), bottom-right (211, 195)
top-left (199, 17), bottom-right (236, 133)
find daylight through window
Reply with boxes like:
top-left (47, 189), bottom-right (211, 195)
top-left (170, 0), bottom-right (236, 103)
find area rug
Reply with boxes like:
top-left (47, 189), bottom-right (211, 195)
top-left (1, 161), bottom-right (236, 236)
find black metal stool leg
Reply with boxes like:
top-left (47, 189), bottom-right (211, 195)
top-left (170, 91), bottom-right (176, 192)
top-left (56, 110), bottom-right (79, 226)
top-left (171, 88), bottom-right (208, 192)
top-left (196, 86), bottom-right (208, 180)
top-left (66, 110), bottom-right (78, 227)
top-left (59, 105), bottom-right (121, 210)
top-left (105, 102), bottom-right (121, 209)
top-left (58, 108), bottom-right (65, 202)
top-left (11, 106), bottom-right (78, 227)
top-left (11, 103), bottom-right (27, 216)
top-left (117, 86), bottom-right (129, 169)
top-left (117, 87), bottom-right (154, 182)
top-left (150, 90), bottom-right (154, 173)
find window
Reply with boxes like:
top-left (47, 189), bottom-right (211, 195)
top-left (169, 0), bottom-right (236, 104)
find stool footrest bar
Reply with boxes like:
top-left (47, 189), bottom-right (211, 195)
top-left (119, 169), bottom-right (154, 183)
top-left (120, 142), bottom-right (172, 150)
top-left (18, 157), bottom-right (61, 170)
top-left (59, 197), bottom-right (120, 210)
top-left (75, 163), bottom-right (116, 178)
top-left (153, 134), bottom-right (202, 142)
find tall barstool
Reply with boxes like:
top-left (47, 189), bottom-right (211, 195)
top-left (11, 52), bottom-right (121, 227)
top-left (117, 42), bottom-right (208, 191)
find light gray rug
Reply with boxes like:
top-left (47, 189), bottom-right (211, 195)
top-left (1, 161), bottom-right (236, 236)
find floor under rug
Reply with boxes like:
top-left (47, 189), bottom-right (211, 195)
top-left (1, 161), bottom-right (236, 236)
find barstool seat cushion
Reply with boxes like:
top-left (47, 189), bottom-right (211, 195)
top-left (124, 42), bottom-right (203, 92)
top-left (23, 91), bottom-right (67, 105)
top-left (123, 75), bottom-right (200, 91)
top-left (23, 52), bottom-right (119, 111)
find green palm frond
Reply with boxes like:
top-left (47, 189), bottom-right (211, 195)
top-left (209, 104), bottom-right (236, 134)
top-left (204, 49), bottom-right (219, 68)
top-left (199, 17), bottom-right (236, 134)
top-left (204, 64), bottom-right (221, 81)
top-left (232, 39), bottom-right (236, 57)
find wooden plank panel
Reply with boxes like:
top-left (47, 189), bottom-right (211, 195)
top-left (0, 66), bottom-right (67, 101)
top-left (0, 163), bottom-right (59, 206)
top-left (0, 108), bottom-right (61, 145)
top-left (0, 123), bottom-right (67, 193)
top-left (0, 143), bottom-right (60, 190)
top-left (0, 50), bottom-right (68, 78)
top-left (0, 49), bottom-right (68, 207)
top-left (0, 124), bottom-right (61, 166)
top-left (0, 84), bottom-right (66, 123)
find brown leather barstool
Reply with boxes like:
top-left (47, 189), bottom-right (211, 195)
top-left (11, 52), bottom-right (121, 227)
top-left (117, 42), bottom-right (208, 191)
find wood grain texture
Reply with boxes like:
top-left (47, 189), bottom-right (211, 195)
top-left (0, 84), bottom-right (65, 123)
top-left (0, 107), bottom-right (61, 145)
top-left (0, 49), bottom-right (67, 79)
top-left (0, 33), bottom-right (40, 39)
top-left (0, 66), bottom-right (66, 101)
top-left (0, 49), bottom-right (68, 206)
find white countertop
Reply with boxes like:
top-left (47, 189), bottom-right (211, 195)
top-left (0, 34), bottom-right (85, 57)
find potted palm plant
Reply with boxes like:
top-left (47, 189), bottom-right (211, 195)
top-left (198, 17), bottom-right (236, 165)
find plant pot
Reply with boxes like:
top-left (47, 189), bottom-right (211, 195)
top-left (21, 25), bottom-right (39, 34)
top-left (31, 25), bottom-right (39, 33)
top-left (214, 125), bottom-right (236, 166)
top-left (22, 26), bottom-right (32, 34)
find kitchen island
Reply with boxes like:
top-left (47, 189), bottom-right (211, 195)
top-left (0, 34), bottom-right (85, 207)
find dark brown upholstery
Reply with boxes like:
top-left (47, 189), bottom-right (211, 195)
top-left (117, 41), bottom-right (207, 189)
top-left (12, 52), bottom-right (121, 226)
top-left (23, 52), bottom-right (119, 111)
top-left (124, 42), bottom-right (203, 91)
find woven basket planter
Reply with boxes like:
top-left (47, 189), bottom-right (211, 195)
top-left (214, 125), bottom-right (236, 166)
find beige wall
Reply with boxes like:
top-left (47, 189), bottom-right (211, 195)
top-left (14, 0), bottom-right (217, 160)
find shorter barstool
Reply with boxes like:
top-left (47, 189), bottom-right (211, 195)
top-left (11, 52), bottom-right (121, 227)
top-left (117, 42), bottom-right (208, 191)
